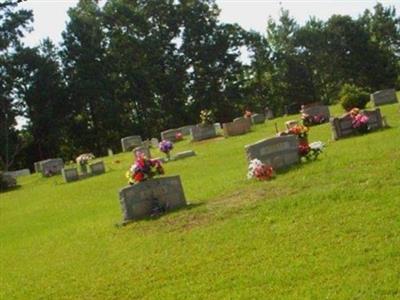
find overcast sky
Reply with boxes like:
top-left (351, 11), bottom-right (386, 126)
top-left (19, 0), bottom-right (400, 47)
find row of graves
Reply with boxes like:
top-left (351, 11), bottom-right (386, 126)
top-left (117, 88), bottom-right (398, 224)
top-left (33, 156), bottom-right (106, 183)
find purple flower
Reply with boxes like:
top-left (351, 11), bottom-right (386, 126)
top-left (159, 140), bottom-right (173, 154)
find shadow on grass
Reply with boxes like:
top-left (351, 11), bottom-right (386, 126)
top-left (0, 185), bottom-right (22, 194)
top-left (116, 202), bottom-right (205, 228)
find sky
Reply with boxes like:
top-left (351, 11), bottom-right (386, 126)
top-left (19, 0), bottom-right (400, 48)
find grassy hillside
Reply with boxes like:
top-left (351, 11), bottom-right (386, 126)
top-left (1, 101), bottom-right (400, 299)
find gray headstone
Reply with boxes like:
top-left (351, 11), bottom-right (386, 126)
top-left (119, 175), bottom-right (187, 222)
top-left (213, 122), bottom-right (222, 131)
top-left (251, 114), bottom-right (266, 125)
top-left (62, 168), bottom-right (79, 183)
top-left (330, 108), bottom-right (383, 140)
top-left (190, 124), bottom-right (217, 141)
top-left (1, 172), bottom-right (17, 189)
top-left (179, 125), bottom-right (196, 136)
top-left (173, 150), bottom-right (196, 160)
top-left (245, 135), bottom-right (299, 170)
top-left (265, 108), bottom-right (274, 120)
top-left (161, 129), bottom-right (182, 142)
top-left (121, 136), bottom-right (143, 152)
top-left (41, 158), bottom-right (64, 177)
top-left (34, 161), bottom-right (44, 173)
top-left (4, 169), bottom-right (30, 178)
top-left (107, 148), bottom-right (114, 156)
top-left (89, 161), bottom-right (106, 175)
top-left (150, 138), bottom-right (159, 148)
top-left (371, 89), bottom-right (398, 106)
top-left (301, 104), bottom-right (330, 120)
top-left (134, 146), bottom-right (151, 159)
top-left (223, 117), bottom-right (251, 137)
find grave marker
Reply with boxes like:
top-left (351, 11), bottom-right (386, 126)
top-left (119, 176), bottom-right (187, 222)
top-left (62, 168), bottom-right (79, 183)
top-left (121, 136), bottom-right (142, 152)
top-left (371, 89), bottom-right (398, 106)
top-left (330, 108), bottom-right (384, 140)
top-left (251, 114), bottom-right (266, 125)
top-left (41, 158), bottom-right (64, 177)
top-left (223, 117), bottom-right (251, 137)
top-left (245, 135), bottom-right (299, 170)
top-left (190, 125), bottom-right (217, 141)
top-left (161, 129), bottom-right (182, 142)
top-left (89, 161), bottom-right (106, 175)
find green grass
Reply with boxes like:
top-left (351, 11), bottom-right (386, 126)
top-left (1, 100), bottom-right (400, 299)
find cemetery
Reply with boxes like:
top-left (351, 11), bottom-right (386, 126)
top-left (2, 1), bottom-right (400, 298)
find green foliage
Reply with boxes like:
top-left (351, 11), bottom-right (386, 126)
top-left (0, 103), bottom-right (399, 298)
top-left (339, 84), bottom-right (370, 111)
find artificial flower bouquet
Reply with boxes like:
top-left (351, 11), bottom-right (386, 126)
top-left (349, 108), bottom-right (369, 133)
top-left (126, 153), bottom-right (164, 185)
top-left (199, 109), bottom-right (215, 127)
top-left (247, 159), bottom-right (274, 181)
top-left (244, 110), bottom-right (252, 118)
top-left (175, 132), bottom-right (183, 141)
top-left (300, 141), bottom-right (325, 161)
top-left (159, 140), bottom-right (173, 160)
top-left (76, 153), bottom-right (95, 174)
top-left (288, 124), bottom-right (309, 140)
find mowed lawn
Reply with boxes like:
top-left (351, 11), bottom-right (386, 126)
top-left (1, 100), bottom-right (400, 299)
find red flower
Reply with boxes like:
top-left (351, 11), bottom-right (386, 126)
top-left (298, 141), bottom-right (311, 156)
top-left (134, 172), bottom-right (145, 182)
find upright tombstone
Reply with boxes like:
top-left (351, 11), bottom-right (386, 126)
top-left (150, 138), bottom-right (159, 148)
top-left (62, 168), bottom-right (79, 183)
top-left (89, 161), bottom-right (106, 175)
top-left (251, 113), bottom-right (266, 125)
top-left (41, 158), bottom-right (64, 177)
top-left (330, 108), bottom-right (384, 140)
top-left (134, 145), bottom-right (151, 159)
top-left (214, 122), bottom-right (222, 132)
top-left (4, 169), bottom-right (30, 178)
top-left (121, 136), bottom-right (142, 152)
top-left (161, 129), bottom-right (182, 142)
top-left (34, 161), bottom-right (43, 173)
top-left (264, 107), bottom-right (274, 120)
top-left (245, 135), bottom-right (299, 170)
top-left (107, 148), bottom-right (114, 156)
top-left (0, 172), bottom-right (17, 190)
top-left (190, 124), bottom-right (217, 141)
top-left (371, 89), bottom-right (398, 106)
top-left (179, 125), bottom-right (195, 136)
top-left (119, 176), bottom-right (187, 223)
top-left (301, 104), bottom-right (330, 121)
top-left (223, 117), bottom-right (252, 137)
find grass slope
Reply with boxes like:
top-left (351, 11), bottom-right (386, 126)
top-left (1, 101), bottom-right (400, 299)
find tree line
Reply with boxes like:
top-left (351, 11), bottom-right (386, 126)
top-left (1, 0), bottom-right (399, 171)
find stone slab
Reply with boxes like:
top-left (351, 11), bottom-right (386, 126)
top-left (179, 125), bottom-right (196, 136)
top-left (223, 117), bottom-right (251, 137)
top-left (190, 124), bottom-right (217, 141)
top-left (121, 136), bottom-right (143, 152)
top-left (119, 175), bottom-right (187, 222)
top-left (301, 104), bottom-right (330, 120)
top-left (371, 89), bottom-right (398, 106)
top-left (62, 168), bottom-right (79, 183)
top-left (89, 161), bottom-right (106, 175)
top-left (161, 129), bottom-right (182, 142)
top-left (173, 150), bottom-right (196, 160)
top-left (330, 108), bottom-right (383, 140)
top-left (251, 114), bottom-right (266, 124)
top-left (4, 169), bottom-right (30, 178)
top-left (245, 135), bottom-right (299, 170)
top-left (41, 158), bottom-right (64, 177)
top-left (134, 146), bottom-right (151, 159)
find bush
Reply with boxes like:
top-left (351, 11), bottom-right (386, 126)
top-left (339, 84), bottom-right (370, 111)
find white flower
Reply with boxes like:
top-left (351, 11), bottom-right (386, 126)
top-left (309, 141), bottom-right (325, 151)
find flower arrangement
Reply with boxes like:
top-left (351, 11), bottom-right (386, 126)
top-left (349, 108), bottom-right (369, 133)
top-left (247, 159), bottom-right (274, 181)
top-left (159, 140), bottom-right (173, 160)
top-left (300, 141), bottom-right (325, 161)
top-left (126, 153), bottom-right (164, 185)
top-left (301, 113), bottom-right (326, 126)
top-left (200, 109), bottom-right (215, 127)
top-left (76, 153), bottom-right (95, 174)
top-left (244, 110), bottom-right (252, 118)
top-left (288, 124), bottom-right (309, 139)
top-left (76, 153), bottom-right (95, 165)
top-left (175, 132), bottom-right (183, 141)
